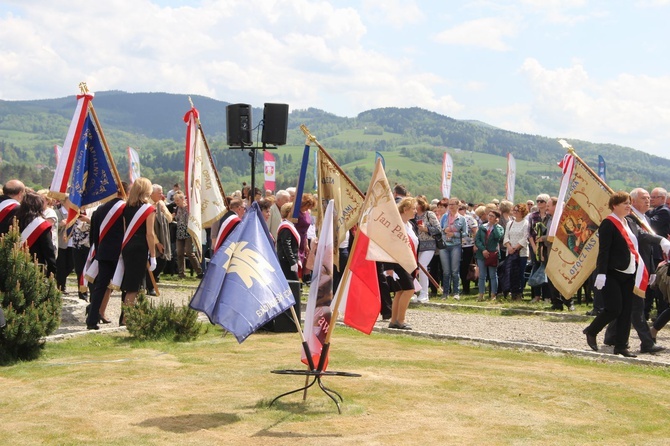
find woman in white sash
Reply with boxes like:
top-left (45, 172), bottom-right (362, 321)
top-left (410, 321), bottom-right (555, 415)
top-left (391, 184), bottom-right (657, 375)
top-left (120, 178), bottom-right (156, 316)
top-left (16, 190), bottom-right (56, 277)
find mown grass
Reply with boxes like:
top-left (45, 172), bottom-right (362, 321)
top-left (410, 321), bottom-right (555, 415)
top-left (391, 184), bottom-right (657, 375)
top-left (2, 325), bottom-right (670, 445)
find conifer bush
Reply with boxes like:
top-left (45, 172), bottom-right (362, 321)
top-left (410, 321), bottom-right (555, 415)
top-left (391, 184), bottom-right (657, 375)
top-left (124, 292), bottom-right (202, 342)
top-left (0, 225), bottom-right (61, 363)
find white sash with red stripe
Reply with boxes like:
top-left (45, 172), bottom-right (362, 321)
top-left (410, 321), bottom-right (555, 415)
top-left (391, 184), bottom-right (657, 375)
top-left (0, 198), bottom-right (20, 226)
top-left (84, 200), bottom-right (126, 283)
top-left (110, 203), bottom-right (154, 290)
top-left (606, 215), bottom-right (649, 297)
top-left (277, 220), bottom-right (301, 247)
top-left (21, 217), bottom-right (52, 249)
top-left (213, 213), bottom-right (241, 252)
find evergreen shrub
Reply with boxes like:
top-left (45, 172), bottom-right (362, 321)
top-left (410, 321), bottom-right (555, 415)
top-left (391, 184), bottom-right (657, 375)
top-left (0, 225), bottom-right (61, 363)
top-left (124, 292), bottom-right (202, 342)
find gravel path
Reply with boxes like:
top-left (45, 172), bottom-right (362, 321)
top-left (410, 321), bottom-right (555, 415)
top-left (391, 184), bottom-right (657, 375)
top-left (52, 282), bottom-right (670, 367)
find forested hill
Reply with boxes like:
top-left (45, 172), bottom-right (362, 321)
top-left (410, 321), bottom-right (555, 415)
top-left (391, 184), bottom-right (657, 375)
top-left (0, 91), bottom-right (668, 201)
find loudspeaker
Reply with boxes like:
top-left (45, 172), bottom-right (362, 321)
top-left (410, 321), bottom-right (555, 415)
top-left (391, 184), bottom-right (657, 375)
top-left (226, 103), bottom-right (252, 146)
top-left (261, 103), bottom-right (289, 146)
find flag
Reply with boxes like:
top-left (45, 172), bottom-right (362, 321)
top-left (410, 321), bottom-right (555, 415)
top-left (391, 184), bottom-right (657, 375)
top-left (263, 151), bottom-right (276, 192)
top-left (506, 153), bottom-right (516, 202)
top-left (339, 230), bottom-right (381, 334)
top-left (359, 159), bottom-right (417, 274)
top-left (598, 155), bottom-right (606, 182)
top-left (50, 93), bottom-right (94, 201)
top-left (316, 145), bottom-right (365, 268)
top-left (375, 151), bottom-right (385, 169)
top-left (56, 113), bottom-right (119, 237)
top-left (54, 145), bottom-right (62, 166)
top-left (184, 106), bottom-right (227, 261)
top-left (547, 142), bottom-right (611, 299)
top-left (189, 202), bottom-right (295, 343)
top-left (441, 152), bottom-right (453, 198)
top-left (127, 146), bottom-right (141, 184)
top-left (292, 143), bottom-right (311, 219)
top-left (302, 200), bottom-right (335, 369)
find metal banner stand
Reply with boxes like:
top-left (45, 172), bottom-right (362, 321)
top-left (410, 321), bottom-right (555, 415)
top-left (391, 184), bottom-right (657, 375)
top-left (269, 344), bottom-right (361, 414)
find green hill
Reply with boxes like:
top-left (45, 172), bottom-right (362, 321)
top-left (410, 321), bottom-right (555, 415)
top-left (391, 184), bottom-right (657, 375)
top-left (1, 91), bottom-right (668, 202)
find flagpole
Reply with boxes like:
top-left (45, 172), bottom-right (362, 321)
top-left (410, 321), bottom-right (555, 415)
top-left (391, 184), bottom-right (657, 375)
top-left (79, 83), bottom-right (126, 201)
top-left (188, 97), bottom-right (228, 203)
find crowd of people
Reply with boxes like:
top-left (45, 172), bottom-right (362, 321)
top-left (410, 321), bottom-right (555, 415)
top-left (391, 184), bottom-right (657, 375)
top-left (2, 177), bottom-right (670, 357)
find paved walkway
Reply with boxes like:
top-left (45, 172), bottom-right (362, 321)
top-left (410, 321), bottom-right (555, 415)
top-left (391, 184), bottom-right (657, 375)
top-left (50, 281), bottom-right (670, 368)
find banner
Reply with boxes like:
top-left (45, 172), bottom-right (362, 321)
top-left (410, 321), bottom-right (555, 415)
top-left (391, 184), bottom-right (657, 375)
top-left (598, 155), bottom-right (606, 182)
top-left (66, 115), bottom-right (119, 221)
top-left (506, 153), bottom-right (516, 202)
top-left (54, 145), bottom-right (62, 166)
top-left (441, 152), bottom-right (453, 198)
top-left (127, 146), bottom-right (140, 184)
top-left (189, 202), bottom-right (295, 343)
top-left (184, 106), bottom-right (227, 260)
top-left (359, 158), bottom-right (417, 274)
top-left (292, 143), bottom-right (311, 219)
top-left (375, 151), bottom-right (385, 169)
top-left (316, 146), bottom-right (365, 267)
top-left (546, 147), bottom-right (611, 299)
top-left (263, 151), bottom-right (276, 192)
top-left (302, 200), bottom-right (335, 369)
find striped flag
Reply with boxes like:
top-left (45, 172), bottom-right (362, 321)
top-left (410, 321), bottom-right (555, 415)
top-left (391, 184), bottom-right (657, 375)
top-left (127, 146), bottom-right (141, 184)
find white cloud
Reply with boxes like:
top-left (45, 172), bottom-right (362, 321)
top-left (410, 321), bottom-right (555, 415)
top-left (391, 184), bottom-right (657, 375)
top-left (434, 17), bottom-right (519, 51)
top-left (519, 58), bottom-right (670, 155)
top-left (362, 0), bottom-right (424, 28)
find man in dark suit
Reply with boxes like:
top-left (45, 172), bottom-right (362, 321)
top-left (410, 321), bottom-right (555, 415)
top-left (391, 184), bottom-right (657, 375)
top-left (605, 188), bottom-right (670, 353)
top-left (86, 185), bottom-right (127, 330)
top-left (645, 187), bottom-right (670, 320)
top-left (0, 179), bottom-right (25, 235)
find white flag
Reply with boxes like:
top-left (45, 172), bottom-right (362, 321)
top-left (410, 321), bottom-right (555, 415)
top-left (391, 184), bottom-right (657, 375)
top-left (441, 152), bottom-right (453, 199)
top-left (128, 146), bottom-right (140, 184)
top-left (184, 107), bottom-right (227, 260)
top-left (506, 153), bottom-right (516, 202)
top-left (302, 200), bottom-right (335, 370)
top-left (359, 159), bottom-right (417, 274)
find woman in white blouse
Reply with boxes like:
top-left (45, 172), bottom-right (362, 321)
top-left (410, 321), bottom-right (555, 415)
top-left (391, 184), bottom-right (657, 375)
top-left (502, 203), bottom-right (530, 301)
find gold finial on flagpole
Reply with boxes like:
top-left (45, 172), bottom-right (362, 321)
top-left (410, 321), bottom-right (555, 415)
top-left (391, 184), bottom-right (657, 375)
top-left (558, 139), bottom-right (576, 155)
top-left (188, 96), bottom-right (195, 109)
top-left (78, 82), bottom-right (89, 95)
top-left (300, 124), bottom-right (317, 143)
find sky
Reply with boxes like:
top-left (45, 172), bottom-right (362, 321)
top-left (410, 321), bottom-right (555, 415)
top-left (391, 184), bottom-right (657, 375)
top-left (1, 0), bottom-right (670, 158)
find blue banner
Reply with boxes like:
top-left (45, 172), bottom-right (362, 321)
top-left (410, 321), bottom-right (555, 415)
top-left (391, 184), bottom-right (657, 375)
top-left (69, 115), bottom-right (118, 209)
top-left (292, 144), bottom-right (311, 218)
top-left (375, 151), bottom-right (385, 169)
top-left (189, 202), bottom-right (295, 343)
top-left (598, 155), bottom-right (606, 182)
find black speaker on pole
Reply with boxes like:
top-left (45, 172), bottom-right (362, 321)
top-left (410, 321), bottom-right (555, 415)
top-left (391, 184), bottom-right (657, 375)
top-left (261, 103), bottom-right (289, 146)
top-left (226, 103), bottom-right (252, 146)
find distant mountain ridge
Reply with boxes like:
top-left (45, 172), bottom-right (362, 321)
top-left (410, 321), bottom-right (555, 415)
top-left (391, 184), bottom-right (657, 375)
top-left (1, 90), bottom-right (669, 191)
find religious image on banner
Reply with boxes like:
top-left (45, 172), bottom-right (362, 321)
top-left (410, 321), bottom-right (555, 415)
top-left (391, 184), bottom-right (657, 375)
top-left (546, 153), bottom-right (611, 299)
top-left (554, 198), bottom-right (599, 258)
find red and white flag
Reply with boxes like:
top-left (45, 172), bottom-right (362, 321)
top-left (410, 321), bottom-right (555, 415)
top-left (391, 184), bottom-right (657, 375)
top-left (184, 106), bottom-right (227, 260)
top-left (338, 159), bottom-right (417, 334)
top-left (441, 152), bottom-right (453, 198)
top-left (302, 200), bottom-right (335, 368)
top-left (264, 151), bottom-right (276, 192)
top-left (127, 146), bottom-right (140, 185)
top-left (506, 153), bottom-right (516, 202)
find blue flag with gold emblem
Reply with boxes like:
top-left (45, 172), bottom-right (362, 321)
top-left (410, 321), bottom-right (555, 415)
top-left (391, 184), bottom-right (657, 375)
top-left (189, 202), bottom-right (295, 343)
top-left (69, 115), bottom-right (118, 210)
